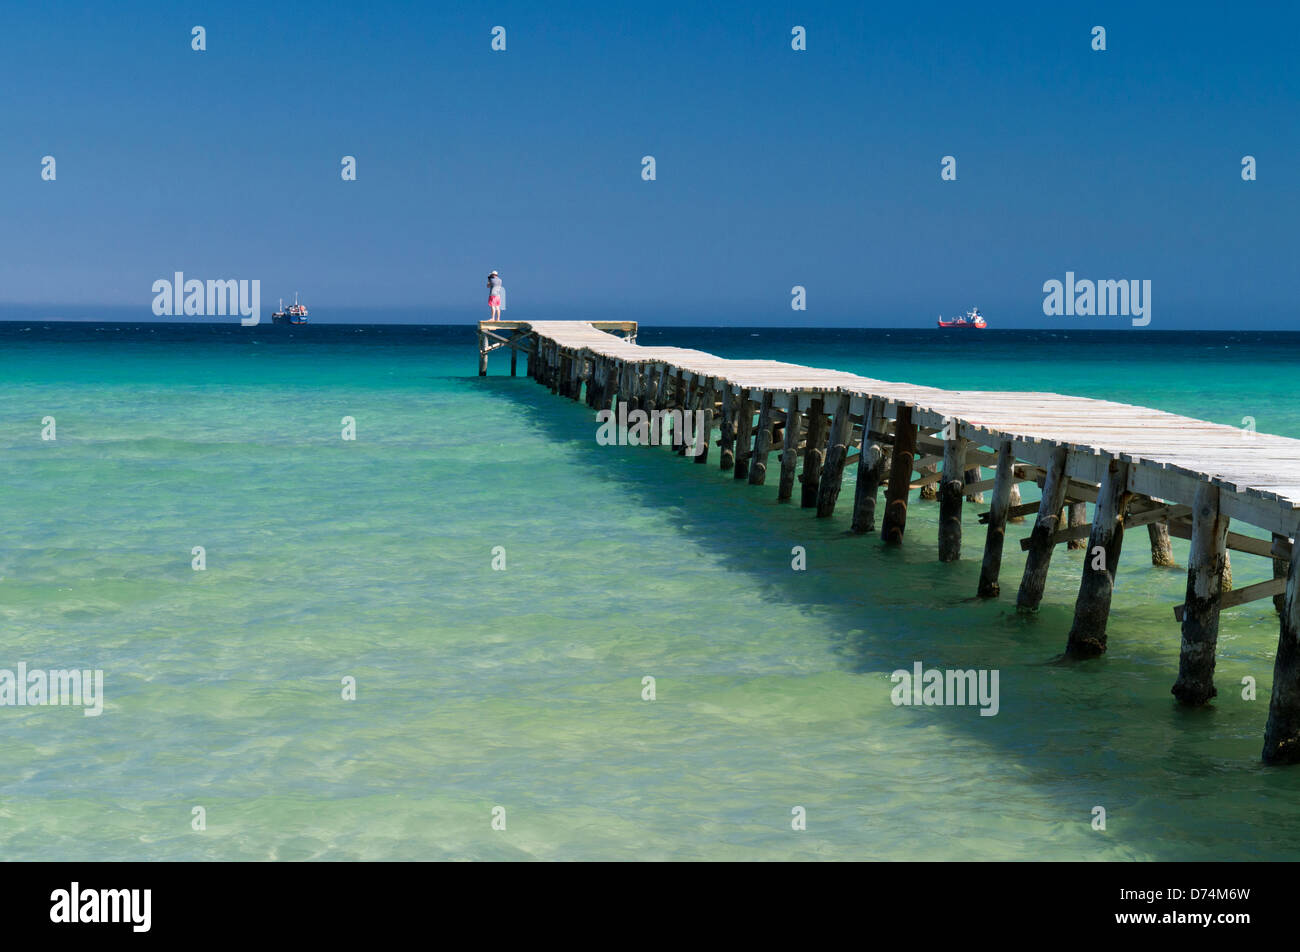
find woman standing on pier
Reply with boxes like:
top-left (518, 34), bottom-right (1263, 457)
top-left (487, 271), bottom-right (505, 321)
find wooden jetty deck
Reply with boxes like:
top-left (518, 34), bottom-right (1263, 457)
top-left (478, 319), bottom-right (1300, 763)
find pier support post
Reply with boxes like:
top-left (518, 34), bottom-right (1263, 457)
top-left (977, 440), bottom-right (1016, 596)
top-left (964, 467), bottom-right (984, 503)
top-left (800, 397), bottom-right (827, 507)
top-left (1016, 446), bottom-right (1071, 612)
top-left (815, 394), bottom-right (854, 517)
top-left (851, 398), bottom-right (886, 533)
top-left (1263, 523), bottom-right (1300, 764)
top-left (1274, 534), bottom-right (1289, 614)
top-left (881, 404), bottom-right (917, 544)
top-left (718, 385), bottom-right (736, 470)
top-left (734, 389), bottom-right (754, 480)
top-left (748, 391), bottom-right (776, 484)
top-left (510, 342), bottom-right (518, 377)
top-left (1008, 478), bottom-right (1025, 523)
top-left (676, 376), bottom-right (695, 456)
top-left (478, 332), bottom-right (488, 376)
top-left (918, 463), bottom-right (938, 501)
top-left (671, 370), bottom-right (686, 449)
top-left (1065, 502), bottom-right (1087, 550)
top-left (1148, 521), bottom-right (1175, 566)
top-left (938, 435), bottom-right (969, 561)
top-left (1171, 483), bottom-right (1229, 705)
top-left (1063, 458), bottom-right (1133, 659)
top-left (778, 394), bottom-right (803, 502)
top-left (694, 381), bottom-right (714, 464)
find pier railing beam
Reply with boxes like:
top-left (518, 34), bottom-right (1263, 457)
top-left (816, 394), bottom-right (854, 517)
top-left (881, 404), bottom-right (917, 544)
top-left (851, 398), bottom-right (887, 533)
top-left (749, 391), bottom-right (776, 484)
top-left (1016, 446), bottom-right (1071, 612)
top-left (977, 440), bottom-right (1016, 596)
top-left (1263, 521), bottom-right (1300, 764)
top-left (938, 435), bottom-right (969, 561)
top-left (1063, 459), bottom-right (1133, 659)
top-left (800, 397), bottom-right (828, 507)
top-left (1171, 483), bottom-right (1229, 705)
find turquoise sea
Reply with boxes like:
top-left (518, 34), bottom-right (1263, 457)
top-left (2, 322), bottom-right (1299, 861)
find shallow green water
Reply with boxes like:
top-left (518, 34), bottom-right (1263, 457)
top-left (1, 324), bottom-right (1297, 860)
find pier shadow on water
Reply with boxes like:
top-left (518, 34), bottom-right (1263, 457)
top-left (469, 374), bottom-right (1300, 861)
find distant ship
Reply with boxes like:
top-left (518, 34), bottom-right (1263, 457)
top-left (937, 307), bottom-right (986, 329)
top-left (272, 293), bottom-right (309, 325)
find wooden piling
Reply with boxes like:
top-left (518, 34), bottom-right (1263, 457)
top-left (800, 397), bottom-right (827, 508)
top-left (918, 463), bottom-right (938, 501)
top-left (964, 466), bottom-right (984, 503)
top-left (938, 436), bottom-right (968, 562)
top-left (1263, 527), bottom-right (1300, 764)
top-left (1063, 459), bottom-right (1133, 659)
top-left (976, 440), bottom-right (1016, 596)
top-left (748, 391), bottom-right (776, 484)
top-left (1171, 483), bottom-right (1229, 705)
top-left (510, 342), bottom-right (518, 377)
top-left (850, 399), bottom-right (886, 533)
top-left (1148, 521), bottom-right (1175, 566)
top-left (719, 385), bottom-right (737, 471)
top-left (1008, 480), bottom-right (1025, 523)
top-left (1016, 446), bottom-right (1070, 612)
top-left (695, 381), bottom-right (714, 464)
top-left (734, 389), bottom-right (754, 480)
top-left (478, 332), bottom-right (488, 377)
top-left (778, 394), bottom-right (802, 502)
top-left (881, 404), bottom-right (917, 544)
top-left (815, 394), bottom-right (854, 516)
top-left (1065, 502), bottom-right (1087, 550)
top-left (1274, 533), bottom-right (1289, 614)
top-left (676, 376), bottom-right (694, 456)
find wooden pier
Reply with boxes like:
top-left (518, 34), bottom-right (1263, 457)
top-left (479, 319), bottom-right (1300, 764)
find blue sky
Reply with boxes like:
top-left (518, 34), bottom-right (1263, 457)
top-left (0, 0), bottom-right (1296, 327)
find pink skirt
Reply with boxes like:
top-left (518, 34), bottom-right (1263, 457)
top-left (488, 296), bottom-right (501, 307)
